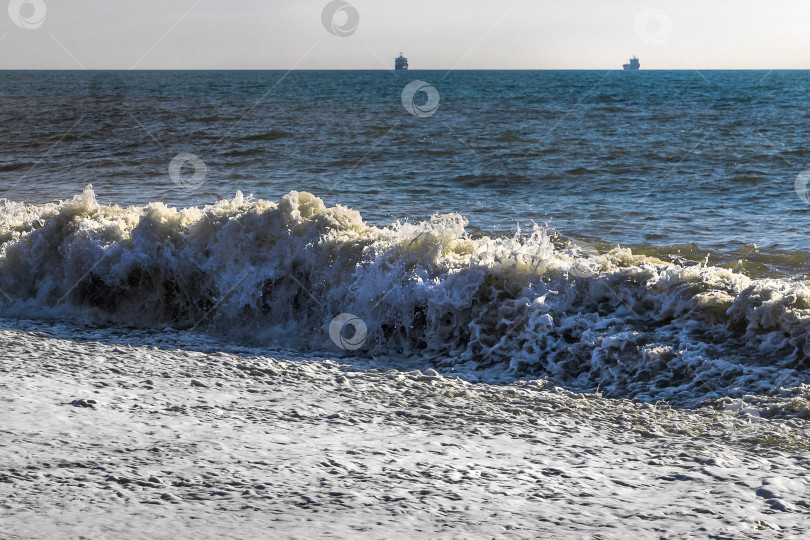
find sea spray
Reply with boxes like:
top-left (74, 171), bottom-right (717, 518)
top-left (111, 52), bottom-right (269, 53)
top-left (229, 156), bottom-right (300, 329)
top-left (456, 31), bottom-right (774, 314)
top-left (1, 187), bottom-right (810, 405)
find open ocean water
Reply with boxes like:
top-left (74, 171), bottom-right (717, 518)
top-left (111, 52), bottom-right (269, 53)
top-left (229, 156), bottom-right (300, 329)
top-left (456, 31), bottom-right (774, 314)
top-left (2, 70), bottom-right (810, 407)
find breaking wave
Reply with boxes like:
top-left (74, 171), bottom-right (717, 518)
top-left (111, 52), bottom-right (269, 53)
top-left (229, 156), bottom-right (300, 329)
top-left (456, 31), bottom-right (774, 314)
top-left (2, 186), bottom-right (810, 405)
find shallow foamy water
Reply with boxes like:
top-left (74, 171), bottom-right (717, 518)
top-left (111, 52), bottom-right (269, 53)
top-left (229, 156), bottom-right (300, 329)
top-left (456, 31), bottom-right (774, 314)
top-left (2, 189), bottom-right (810, 407)
top-left (1, 322), bottom-right (809, 538)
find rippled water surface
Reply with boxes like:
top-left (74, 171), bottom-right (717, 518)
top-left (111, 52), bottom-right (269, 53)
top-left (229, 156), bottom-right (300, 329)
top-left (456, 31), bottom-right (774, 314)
top-left (4, 70), bottom-right (810, 403)
top-left (2, 70), bottom-right (809, 257)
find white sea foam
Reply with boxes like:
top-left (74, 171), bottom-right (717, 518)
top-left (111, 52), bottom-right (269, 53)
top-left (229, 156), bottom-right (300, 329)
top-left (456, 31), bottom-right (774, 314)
top-left (1, 186), bottom-right (809, 404)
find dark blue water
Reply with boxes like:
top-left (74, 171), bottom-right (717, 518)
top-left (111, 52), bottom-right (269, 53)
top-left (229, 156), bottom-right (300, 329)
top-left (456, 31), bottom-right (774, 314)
top-left (1, 70), bottom-right (809, 255)
top-left (4, 70), bottom-right (810, 402)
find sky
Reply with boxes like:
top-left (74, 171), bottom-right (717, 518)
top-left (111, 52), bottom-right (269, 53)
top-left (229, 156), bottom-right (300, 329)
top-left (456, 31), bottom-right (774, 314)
top-left (1, 0), bottom-right (809, 70)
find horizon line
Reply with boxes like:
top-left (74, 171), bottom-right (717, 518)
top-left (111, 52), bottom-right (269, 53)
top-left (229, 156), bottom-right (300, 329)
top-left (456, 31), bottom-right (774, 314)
top-left (0, 68), bottom-right (806, 72)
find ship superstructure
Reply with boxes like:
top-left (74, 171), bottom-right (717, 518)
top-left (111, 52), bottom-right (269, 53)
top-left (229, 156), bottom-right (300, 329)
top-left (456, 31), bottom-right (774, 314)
top-left (395, 53), bottom-right (409, 70)
top-left (623, 56), bottom-right (640, 70)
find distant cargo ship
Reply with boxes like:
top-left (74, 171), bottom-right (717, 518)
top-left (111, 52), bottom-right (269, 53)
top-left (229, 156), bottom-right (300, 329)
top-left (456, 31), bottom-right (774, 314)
top-left (395, 53), bottom-right (409, 71)
top-left (623, 56), bottom-right (640, 70)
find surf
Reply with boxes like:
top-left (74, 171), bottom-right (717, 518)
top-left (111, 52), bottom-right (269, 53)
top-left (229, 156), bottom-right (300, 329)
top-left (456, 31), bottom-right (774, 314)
top-left (1, 186), bottom-right (809, 405)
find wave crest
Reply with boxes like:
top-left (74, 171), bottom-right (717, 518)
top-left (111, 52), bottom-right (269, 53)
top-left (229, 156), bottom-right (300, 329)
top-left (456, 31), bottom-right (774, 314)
top-left (1, 187), bottom-right (809, 404)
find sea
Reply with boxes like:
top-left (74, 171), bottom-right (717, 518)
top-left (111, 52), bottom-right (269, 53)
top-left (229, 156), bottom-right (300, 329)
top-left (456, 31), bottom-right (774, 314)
top-left (2, 70), bottom-right (810, 408)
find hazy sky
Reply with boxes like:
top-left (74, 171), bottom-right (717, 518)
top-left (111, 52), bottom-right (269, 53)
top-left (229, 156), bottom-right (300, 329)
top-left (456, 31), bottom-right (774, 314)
top-left (1, 0), bottom-right (809, 69)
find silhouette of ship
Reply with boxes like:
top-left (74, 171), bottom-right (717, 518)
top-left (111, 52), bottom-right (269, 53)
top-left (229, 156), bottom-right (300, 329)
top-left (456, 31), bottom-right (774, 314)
top-left (623, 56), bottom-right (640, 70)
top-left (395, 53), bottom-right (409, 71)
